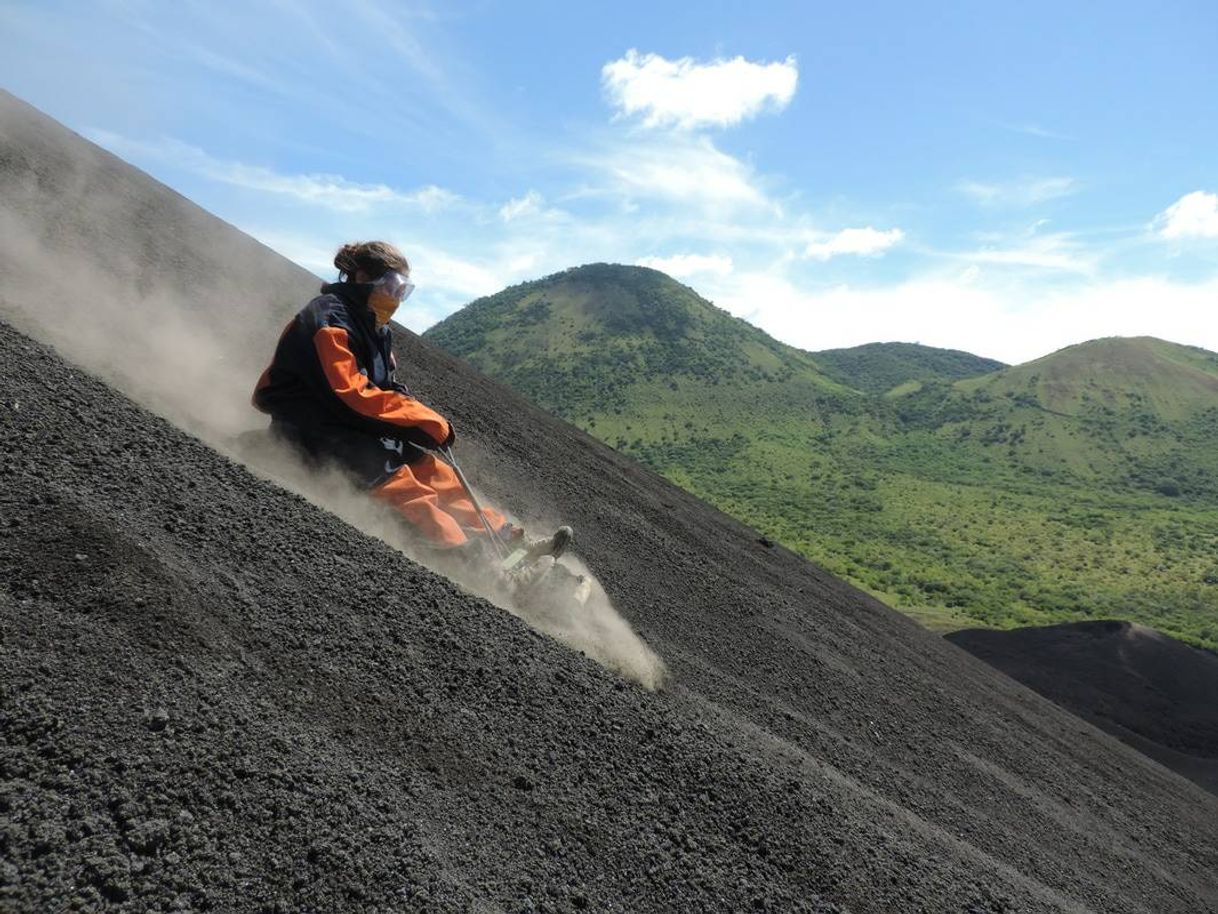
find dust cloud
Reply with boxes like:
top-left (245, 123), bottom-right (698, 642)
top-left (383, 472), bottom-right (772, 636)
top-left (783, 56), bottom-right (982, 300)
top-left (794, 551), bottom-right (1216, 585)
top-left (0, 124), bottom-right (666, 689)
top-left (233, 431), bottom-right (668, 691)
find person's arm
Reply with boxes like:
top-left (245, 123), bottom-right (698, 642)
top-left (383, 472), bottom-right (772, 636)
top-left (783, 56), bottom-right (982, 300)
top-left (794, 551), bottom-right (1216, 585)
top-left (385, 347), bottom-right (456, 446)
top-left (251, 321), bottom-right (293, 413)
top-left (312, 325), bottom-right (451, 446)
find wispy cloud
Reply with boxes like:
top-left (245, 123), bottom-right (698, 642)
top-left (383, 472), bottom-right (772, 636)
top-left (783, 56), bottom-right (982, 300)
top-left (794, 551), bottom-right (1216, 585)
top-left (636, 253), bottom-right (734, 278)
top-left (958, 176), bottom-right (1078, 207)
top-left (586, 135), bottom-right (772, 211)
top-left (602, 49), bottom-right (797, 130)
top-left (348, 0), bottom-right (449, 87)
top-left (407, 242), bottom-right (507, 300)
top-left (242, 229), bottom-right (336, 277)
top-left (804, 227), bottom-right (905, 260)
top-left (1155, 190), bottom-right (1218, 240)
top-left (185, 44), bottom-right (286, 93)
top-left (952, 231), bottom-right (1097, 275)
top-left (995, 121), bottom-right (1068, 140)
top-left (86, 130), bottom-right (458, 213)
top-left (499, 190), bottom-right (544, 221)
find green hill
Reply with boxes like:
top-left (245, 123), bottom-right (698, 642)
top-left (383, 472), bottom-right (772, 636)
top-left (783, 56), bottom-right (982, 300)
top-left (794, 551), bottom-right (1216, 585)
top-left (812, 341), bottom-right (1005, 394)
top-left (963, 336), bottom-right (1218, 418)
top-left (425, 265), bottom-right (1218, 650)
top-left (426, 262), bottom-right (864, 440)
top-left (888, 337), bottom-right (1218, 499)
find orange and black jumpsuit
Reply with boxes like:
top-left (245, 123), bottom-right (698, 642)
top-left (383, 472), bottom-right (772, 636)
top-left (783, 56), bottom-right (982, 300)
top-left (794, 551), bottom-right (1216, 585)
top-left (253, 281), bottom-right (511, 548)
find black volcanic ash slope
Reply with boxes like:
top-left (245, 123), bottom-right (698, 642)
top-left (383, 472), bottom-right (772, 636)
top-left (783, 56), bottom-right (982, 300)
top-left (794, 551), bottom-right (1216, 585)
top-left (3, 323), bottom-right (1216, 913)
top-left (948, 621), bottom-right (1218, 796)
top-left (2, 320), bottom-right (850, 914)
top-left (3, 88), bottom-right (1218, 913)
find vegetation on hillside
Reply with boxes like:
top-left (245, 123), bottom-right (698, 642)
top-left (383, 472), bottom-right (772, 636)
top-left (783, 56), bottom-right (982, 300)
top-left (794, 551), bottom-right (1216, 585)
top-left (425, 265), bottom-right (1218, 651)
top-left (812, 341), bottom-right (1005, 394)
top-left (426, 264), bottom-right (857, 423)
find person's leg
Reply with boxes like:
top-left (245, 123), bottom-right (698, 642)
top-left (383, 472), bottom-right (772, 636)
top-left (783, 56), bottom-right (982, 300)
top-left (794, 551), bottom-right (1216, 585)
top-left (370, 456), bottom-right (470, 547)
top-left (411, 456), bottom-right (514, 539)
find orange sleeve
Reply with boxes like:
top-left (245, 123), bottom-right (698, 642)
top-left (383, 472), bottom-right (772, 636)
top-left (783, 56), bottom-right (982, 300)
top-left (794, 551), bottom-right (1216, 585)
top-left (314, 326), bottom-right (451, 445)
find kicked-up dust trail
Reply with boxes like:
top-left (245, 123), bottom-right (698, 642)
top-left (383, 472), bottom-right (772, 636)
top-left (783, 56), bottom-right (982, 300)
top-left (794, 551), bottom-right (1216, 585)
top-left (0, 91), bottom-right (664, 687)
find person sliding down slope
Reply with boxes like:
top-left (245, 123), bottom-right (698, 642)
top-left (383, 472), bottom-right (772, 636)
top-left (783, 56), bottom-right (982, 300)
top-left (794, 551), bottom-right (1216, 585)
top-left (252, 240), bottom-right (568, 568)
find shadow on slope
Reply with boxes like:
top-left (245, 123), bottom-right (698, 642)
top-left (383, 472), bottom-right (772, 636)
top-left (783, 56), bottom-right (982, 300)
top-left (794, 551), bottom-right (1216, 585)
top-left (947, 620), bottom-right (1218, 795)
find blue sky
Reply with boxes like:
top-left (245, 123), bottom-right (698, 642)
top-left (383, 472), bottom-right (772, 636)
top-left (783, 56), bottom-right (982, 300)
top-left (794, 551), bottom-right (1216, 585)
top-left (3, 0), bottom-right (1217, 362)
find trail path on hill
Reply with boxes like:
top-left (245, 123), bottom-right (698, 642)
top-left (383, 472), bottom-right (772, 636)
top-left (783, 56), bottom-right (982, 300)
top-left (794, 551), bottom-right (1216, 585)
top-left (3, 89), bottom-right (1218, 912)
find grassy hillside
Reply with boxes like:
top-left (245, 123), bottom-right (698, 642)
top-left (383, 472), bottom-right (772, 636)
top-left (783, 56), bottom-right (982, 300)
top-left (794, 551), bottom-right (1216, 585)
top-left (425, 262), bottom-right (864, 435)
top-left (425, 265), bottom-right (1218, 650)
top-left (812, 341), bottom-right (1005, 394)
top-left (890, 338), bottom-right (1218, 500)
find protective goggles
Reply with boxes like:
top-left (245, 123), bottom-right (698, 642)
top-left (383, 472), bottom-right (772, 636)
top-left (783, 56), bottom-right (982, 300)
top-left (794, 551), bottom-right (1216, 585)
top-left (372, 270), bottom-right (415, 302)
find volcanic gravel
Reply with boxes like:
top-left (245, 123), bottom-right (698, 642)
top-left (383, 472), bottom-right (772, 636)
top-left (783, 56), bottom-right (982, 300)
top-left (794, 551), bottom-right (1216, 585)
top-left (948, 620), bottom-right (1218, 796)
top-left (3, 89), bottom-right (1218, 913)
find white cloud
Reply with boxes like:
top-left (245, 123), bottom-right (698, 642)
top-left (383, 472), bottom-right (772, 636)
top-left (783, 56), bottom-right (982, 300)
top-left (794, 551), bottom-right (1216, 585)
top-left (636, 254), bottom-right (733, 278)
top-left (958, 176), bottom-right (1077, 207)
top-left (507, 253), bottom-right (540, 273)
top-left (86, 130), bottom-right (457, 213)
top-left (246, 230), bottom-right (336, 277)
top-left (957, 264), bottom-right (983, 284)
top-left (407, 244), bottom-right (506, 301)
top-left (1156, 191), bottom-right (1218, 239)
top-left (701, 270), bottom-right (1218, 364)
top-left (953, 232), bottom-right (1096, 275)
top-left (602, 49), bottom-right (797, 130)
top-left (804, 227), bottom-right (905, 260)
top-left (590, 135), bottom-right (770, 211)
top-left (499, 190), bottom-right (544, 221)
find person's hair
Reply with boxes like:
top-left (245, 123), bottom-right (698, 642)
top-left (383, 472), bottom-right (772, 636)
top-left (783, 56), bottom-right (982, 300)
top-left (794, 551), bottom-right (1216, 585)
top-left (332, 241), bottom-right (409, 283)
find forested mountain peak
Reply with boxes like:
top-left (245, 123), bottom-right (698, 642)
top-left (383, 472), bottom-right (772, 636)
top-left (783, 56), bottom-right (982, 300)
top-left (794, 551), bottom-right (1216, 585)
top-left (811, 341), bottom-right (1006, 394)
top-left (423, 263), bottom-right (850, 417)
